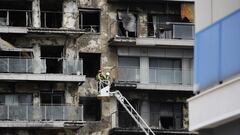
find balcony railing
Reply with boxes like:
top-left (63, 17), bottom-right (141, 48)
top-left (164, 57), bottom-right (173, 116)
top-left (0, 9), bottom-right (32, 27)
top-left (147, 22), bottom-right (194, 40)
top-left (41, 11), bottom-right (62, 28)
top-left (149, 68), bottom-right (192, 85)
top-left (0, 57), bottom-right (83, 75)
top-left (117, 66), bottom-right (140, 82)
top-left (0, 104), bottom-right (83, 121)
top-left (117, 67), bottom-right (192, 85)
top-left (118, 111), bottom-right (183, 129)
top-left (109, 20), bottom-right (194, 40)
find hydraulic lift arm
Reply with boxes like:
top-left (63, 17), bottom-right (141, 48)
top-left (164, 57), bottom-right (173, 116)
top-left (98, 81), bottom-right (155, 135)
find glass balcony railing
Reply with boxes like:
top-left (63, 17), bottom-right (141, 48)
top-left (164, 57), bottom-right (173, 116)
top-left (149, 68), bottom-right (192, 85)
top-left (0, 57), bottom-right (83, 75)
top-left (117, 66), bottom-right (140, 82)
top-left (117, 67), bottom-right (192, 85)
top-left (0, 104), bottom-right (83, 121)
top-left (109, 20), bottom-right (194, 40)
top-left (147, 22), bottom-right (195, 40)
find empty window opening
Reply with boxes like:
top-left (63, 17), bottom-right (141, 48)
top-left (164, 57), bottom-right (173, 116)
top-left (79, 53), bottom-right (100, 77)
top-left (117, 11), bottom-right (137, 37)
top-left (160, 117), bottom-right (174, 129)
top-left (79, 9), bottom-right (100, 33)
top-left (150, 102), bottom-right (183, 129)
top-left (79, 97), bottom-right (101, 121)
top-left (41, 46), bottom-right (64, 73)
top-left (0, 1), bottom-right (32, 27)
top-left (40, 0), bottom-right (62, 28)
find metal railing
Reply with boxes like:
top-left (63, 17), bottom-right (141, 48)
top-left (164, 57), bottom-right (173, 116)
top-left (109, 20), bottom-right (194, 40)
top-left (117, 67), bottom-right (192, 85)
top-left (0, 57), bottom-right (33, 73)
top-left (41, 11), bottom-right (62, 28)
top-left (147, 22), bottom-right (194, 40)
top-left (0, 9), bottom-right (32, 27)
top-left (118, 111), bottom-right (183, 130)
top-left (117, 66), bottom-right (140, 82)
top-left (80, 25), bottom-right (100, 33)
top-left (0, 104), bottom-right (83, 121)
top-left (0, 57), bottom-right (83, 75)
top-left (149, 68), bottom-right (192, 85)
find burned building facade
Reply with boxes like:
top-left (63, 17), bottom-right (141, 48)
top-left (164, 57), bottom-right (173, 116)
top-left (0, 0), bottom-right (195, 135)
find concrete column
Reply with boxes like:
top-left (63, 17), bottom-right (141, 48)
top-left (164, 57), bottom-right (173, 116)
top-left (110, 97), bottom-right (118, 128)
top-left (182, 59), bottom-right (192, 85)
top-left (138, 13), bottom-right (148, 38)
top-left (62, 0), bottom-right (79, 29)
top-left (140, 57), bottom-right (149, 83)
top-left (140, 100), bottom-right (150, 126)
top-left (32, 92), bottom-right (41, 120)
top-left (32, 0), bottom-right (41, 28)
top-left (33, 45), bottom-right (44, 73)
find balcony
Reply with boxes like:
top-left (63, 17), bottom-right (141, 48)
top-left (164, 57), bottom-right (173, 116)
top-left (109, 20), bottom-right (194, 47)
top-left (0, 104), bottom-right (84, 128)
top-left (116, 67), bottom-right (193, 91)
top-left (0, 57), bottom-right (85, 82)
top-left (0, 9), bottom-right (87, 34)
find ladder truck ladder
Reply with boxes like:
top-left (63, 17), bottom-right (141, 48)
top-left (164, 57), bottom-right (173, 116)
top-left (98, 80), bottom-right (155, 135)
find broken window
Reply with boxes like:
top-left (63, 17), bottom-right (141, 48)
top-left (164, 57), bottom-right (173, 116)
top-left (79, 53), bottom-right (100, 77)
top-left (79, 9), bottom-right (100, 33)
top-left (79, 97), bottom-right (101, 121)
top-left (150, 102), bottom-right (183, 129)
top-left (41, 46), bottom-right (64, 74)
top-left (117, 11), bottom-right (137, 37)
top-left (40, 0), bottom-right (62, 28)
top-left (0, 1), bottom-right (32, 27)
top-left (147, 2), bottom-right (194, 39)
top-left (118, 98), bottom-right (140, 127)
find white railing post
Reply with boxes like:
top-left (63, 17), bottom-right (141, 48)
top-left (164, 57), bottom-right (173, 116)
top-left (63, 106), bottom-right (65, 120)
top-left (7, 58), bottom-right (10, 72)
top-left (6, 10), bottom-right (9, 26)
top-left (25, 11), bottom-right (28, 26)
top-left (44, 105), bottom-right (47, 120)
top-left (7, 105), bottom-right (9, 120)
top-left (26, 105), bottom-right (29, 120)
top-left (81, 105), bottom-right (84, 121)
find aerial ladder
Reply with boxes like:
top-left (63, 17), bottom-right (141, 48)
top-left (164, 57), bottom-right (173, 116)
top-left (97, 80), bottom-right (155, 135)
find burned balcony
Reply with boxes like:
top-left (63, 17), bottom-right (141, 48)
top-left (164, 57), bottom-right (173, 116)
top-left (0, 57), bottom-right (85, 82)
top-left (147, 22), bottom-right (194, 40)
top-left (41, 11), bottom-right (62, 28)
top-left (0, 104), bottom-right (84, 128)
top-left (0, 9), bottom-right (31, 33)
